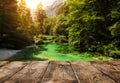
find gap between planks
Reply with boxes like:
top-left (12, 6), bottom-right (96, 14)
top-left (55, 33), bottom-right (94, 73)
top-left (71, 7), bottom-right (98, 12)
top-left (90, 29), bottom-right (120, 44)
top-left (3, 61), bottom-right (31, 82)
top-left (40, 61), bottom-right (79, 83)
top-left (0, 61), bottom-right (120, 83)
top-left (39, 61), bottom-right (50, 83)
top-left (0, 61), bottom-right (29, 83)
top-left (91, 61), bottom-right (120, 83)
top-left (69, 62), bottom-right (81, 83)
top-left (4, 61), bottom-right (50, 83)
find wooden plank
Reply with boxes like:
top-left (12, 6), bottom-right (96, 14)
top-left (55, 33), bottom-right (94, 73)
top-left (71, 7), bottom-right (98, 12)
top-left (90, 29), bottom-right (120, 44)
top-left (41, 61), bottom-right (78, 83)
top-left (71, 62), bottom-right (116, 83)
top-left (108, 60), bottom-right (120, 66)
top-left (4, 61), bottom-right (49, 83)
top-left (0, 61), bottom-right (28, 82)
top-left (91, 60), bottom-right (120, 70)
top-left (0, 61), bottom-right (9, 67)
top-left (91, 61), bottom-right (120, 83)
top-left (108, 60), bottom-right (120, 71)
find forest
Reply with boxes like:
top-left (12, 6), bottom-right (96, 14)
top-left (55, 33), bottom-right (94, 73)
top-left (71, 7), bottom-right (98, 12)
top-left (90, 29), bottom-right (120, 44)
top-left (0, 0), bottom-right (120, 61)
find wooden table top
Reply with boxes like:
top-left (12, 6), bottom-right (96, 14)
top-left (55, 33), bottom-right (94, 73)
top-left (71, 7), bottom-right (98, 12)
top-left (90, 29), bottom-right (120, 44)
top-left (0, 60), bottom-right (120, 83)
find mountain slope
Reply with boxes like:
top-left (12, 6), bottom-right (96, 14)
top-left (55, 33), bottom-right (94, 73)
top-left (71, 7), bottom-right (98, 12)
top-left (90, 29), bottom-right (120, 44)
top-left (45, 0), bottom-right (66, 16)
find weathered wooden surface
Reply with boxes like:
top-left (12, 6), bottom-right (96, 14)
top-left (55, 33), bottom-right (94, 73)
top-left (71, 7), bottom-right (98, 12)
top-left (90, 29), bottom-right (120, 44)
top-left (71, 62), bottom-right (116, 83)
top-left (0, 60), bottom-right (119, 83)
top-left (41, 61), bottom-right (78, 83)
top-left (4, 61), bottom-right (49, 83)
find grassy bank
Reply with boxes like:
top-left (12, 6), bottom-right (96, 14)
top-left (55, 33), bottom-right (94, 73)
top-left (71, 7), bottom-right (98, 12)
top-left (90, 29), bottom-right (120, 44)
top-left (8, 42), bottom-right (114, 61)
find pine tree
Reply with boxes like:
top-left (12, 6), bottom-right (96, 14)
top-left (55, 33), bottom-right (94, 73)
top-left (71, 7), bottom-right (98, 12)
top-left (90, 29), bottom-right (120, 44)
top-left (0, 0), bottom-right (20, 48)
top-left (18, 0), bottom-right (33, 40)
top-left (36, 2), bottom-right (46, 34)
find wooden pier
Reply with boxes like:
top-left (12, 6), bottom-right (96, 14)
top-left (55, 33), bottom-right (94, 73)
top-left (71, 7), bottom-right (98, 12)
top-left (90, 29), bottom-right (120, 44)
top-left (0, 60), bottom-right (120, 83)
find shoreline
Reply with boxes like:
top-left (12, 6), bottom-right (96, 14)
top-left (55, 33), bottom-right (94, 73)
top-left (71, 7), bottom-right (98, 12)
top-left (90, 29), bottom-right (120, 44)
top-left (0, 49), bottom-right (21, 60)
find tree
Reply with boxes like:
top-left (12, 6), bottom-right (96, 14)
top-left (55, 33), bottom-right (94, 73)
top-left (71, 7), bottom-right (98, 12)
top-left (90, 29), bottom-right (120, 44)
top-left (18, 0), bottom-right (33, 42)
top-left (54, 0), bottom-right (120, 57)
top-left (36, 2), bottom-right (46, 34)
top-left (0, 0), bottom-right (21, 49)
top-left (42, 17), bottom-right (55, 35)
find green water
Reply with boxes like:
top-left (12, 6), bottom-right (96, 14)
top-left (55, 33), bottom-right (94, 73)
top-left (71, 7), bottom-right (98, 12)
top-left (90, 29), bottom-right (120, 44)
top-left (9, 43), bottom-right (113, 61)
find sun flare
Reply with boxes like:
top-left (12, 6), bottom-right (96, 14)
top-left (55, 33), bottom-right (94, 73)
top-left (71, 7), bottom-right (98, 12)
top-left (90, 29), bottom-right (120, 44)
top-left (25, 0), bottom-right (56, 9)
top-left (25, 0), bottom-right (41, 9)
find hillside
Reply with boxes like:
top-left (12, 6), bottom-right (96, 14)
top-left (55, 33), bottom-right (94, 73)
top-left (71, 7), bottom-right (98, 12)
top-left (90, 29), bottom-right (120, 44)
top-left (45, 0), bottom-right (66, 16)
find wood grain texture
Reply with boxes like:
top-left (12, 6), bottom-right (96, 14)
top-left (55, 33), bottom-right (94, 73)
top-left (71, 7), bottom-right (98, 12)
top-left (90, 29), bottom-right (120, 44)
top-left (4, 61), bottom-right (49, 83)
top-left (71, 62), bottom-right (116, 83)
top-left (91, 61), bottom-right (120, 83)
top-left (0, 61), bottom-right (9, 67)
top-left (41, 61), bottom-right (78, 83)
top-left (0, 61), bottom-right (120, 83)
top-left (108, 60), bottom-right (120, 66)
top-left (0, 61), bottom-right (28, 82)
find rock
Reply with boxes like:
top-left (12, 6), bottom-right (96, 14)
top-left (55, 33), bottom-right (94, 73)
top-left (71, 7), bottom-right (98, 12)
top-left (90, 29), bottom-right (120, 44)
top-left (45, 0), bottom-right (66, 16)
top-left (0, 49), bottom-right (21, 60)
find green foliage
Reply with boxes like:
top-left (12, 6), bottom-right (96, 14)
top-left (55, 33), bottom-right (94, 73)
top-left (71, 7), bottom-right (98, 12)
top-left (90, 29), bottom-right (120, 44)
top-left (8, 42), bottom-right (113, 61)
top-left (17, 0), bottom-right (33, 46)
top-left (36, 2), bottom-right (46, 34)
top-left (52, 14), bottom-right (68, 36)
top-left (51, 0), bottom-right (120, 58)
top-left (0, 0), bottom-right (26, 49)
top-left (0, 0), bottom-right (47, 49)
top-left (0, 0), bottom-right (120, 59)
top-left (42, 17), bottom-right (55, 35)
